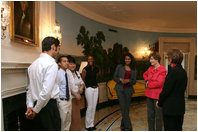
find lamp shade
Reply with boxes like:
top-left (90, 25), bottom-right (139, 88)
top-left (79, 61), bottom-right (88, 73)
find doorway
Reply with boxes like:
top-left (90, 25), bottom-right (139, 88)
top-left (159, 37), bottom-right (196, 96)
top-left (163, 52), bottom-right (189, 97)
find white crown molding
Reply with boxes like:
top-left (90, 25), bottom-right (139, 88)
top-left (59, 1), bottom-right (196, 33)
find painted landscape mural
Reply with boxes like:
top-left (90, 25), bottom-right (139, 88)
top-left (55, 2), bottom-right (196, 81)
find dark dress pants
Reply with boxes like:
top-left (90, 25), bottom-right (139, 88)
top-left (147, 97), bottom-right (163, 131)
top-left (28, 99), bottom-right (61, 131)
top-left (116, 88), bottom-right (132, 131)
top-left (163, 115), bottom-right (184, 131)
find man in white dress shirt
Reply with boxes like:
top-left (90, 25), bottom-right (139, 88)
top-left (25, 36), bottom-right (61, 130)
top-left (57, 55), bottom-right (74, 131)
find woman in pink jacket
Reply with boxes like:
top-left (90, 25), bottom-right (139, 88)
top-left (143, 52), bottom-right (167, 131)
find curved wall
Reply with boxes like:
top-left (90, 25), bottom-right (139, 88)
top-left (56, 2), bottom-right (196, 59)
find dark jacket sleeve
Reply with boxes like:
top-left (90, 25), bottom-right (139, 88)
top-left (113, 65), bottom-right (121, 84)
top-left (158, 70), bottom-right (176, 107)
top-left (128, 69), bottom-right (136, 86)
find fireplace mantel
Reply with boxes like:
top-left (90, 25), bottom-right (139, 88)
top-left (1, 62), bottom-right (31, 99)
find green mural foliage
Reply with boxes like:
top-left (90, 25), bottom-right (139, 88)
top-left (76, 26), bottom-right (131, 82)
top-left (149, 41), bottom-right (159, 52)
top-left (76, 26), bottom-right (153, 82)
top-left (76, 26), bottom-right (108, 81)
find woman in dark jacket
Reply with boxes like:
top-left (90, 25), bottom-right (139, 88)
top-left (113, 53), bottom-right (136, 131)
top-left (156, 49), bottom-right (188, 131)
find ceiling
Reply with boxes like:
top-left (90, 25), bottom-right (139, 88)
top-left (59, 1), bottom-right (197, 33)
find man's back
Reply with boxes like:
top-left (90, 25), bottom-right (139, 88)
top-left (25, 36), bottom-right (61, 131)
top-left (27, 53), bottom-right (59, 113)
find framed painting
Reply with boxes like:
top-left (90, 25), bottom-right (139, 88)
top-left (10, 1), bottom-right (39, 46)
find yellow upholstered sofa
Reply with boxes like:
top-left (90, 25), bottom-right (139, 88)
top-left (106, 80), bottom-right (145, 100)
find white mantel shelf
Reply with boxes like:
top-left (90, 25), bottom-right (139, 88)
top-left (1, 62), bottom-right (31, 70)
top-left (1, 62), bottom-right (31, 99)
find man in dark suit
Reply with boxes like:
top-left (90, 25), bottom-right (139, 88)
top-left (156, 49), bottom-right (188, 131)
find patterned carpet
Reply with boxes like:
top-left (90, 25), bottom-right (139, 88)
top-left (94, 99), bottom-right (197, 131)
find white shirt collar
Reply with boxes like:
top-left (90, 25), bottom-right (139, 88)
top-left (59, 68), bottom-right (67, 73)
top-left (40, 53), bottom-right (55, 61)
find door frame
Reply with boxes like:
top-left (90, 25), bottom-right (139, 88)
top-left (159, 37), bottom-right (196, 96)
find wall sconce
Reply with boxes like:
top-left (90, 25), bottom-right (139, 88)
top-left (1, 1), bottom-right (10, 40)
top-left (141, 47), bottom-right (151, 59)
top-left (50, 23), bottom-right (62, 43)
top-left (79, 61), bottom-right (88, 74)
